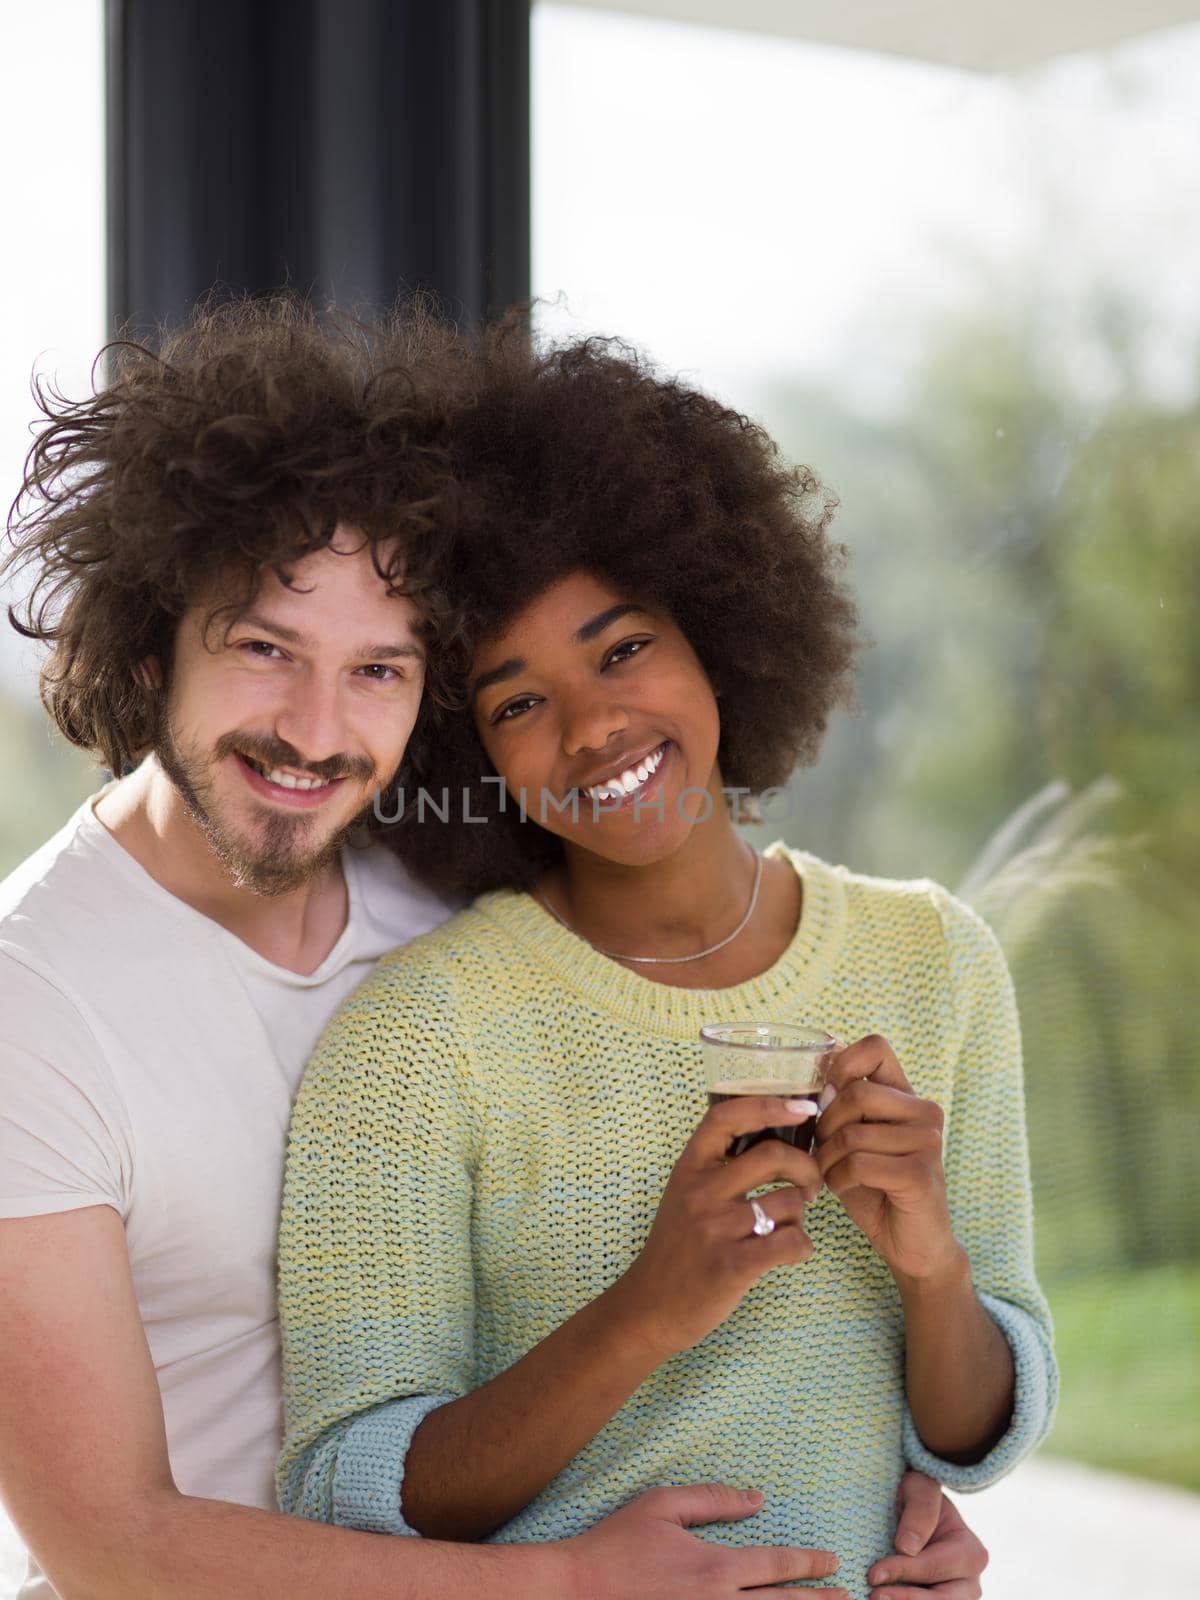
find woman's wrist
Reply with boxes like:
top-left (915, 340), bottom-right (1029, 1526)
top-left (892, 1238), bottom-right (971, 1304)
top-left (602, 1268), bottom-right (687, 1369)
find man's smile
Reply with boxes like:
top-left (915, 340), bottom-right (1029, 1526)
top-left (232, 750), bottom-right (350, 810)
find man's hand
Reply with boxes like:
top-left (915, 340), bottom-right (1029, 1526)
top-left (866, 1472), bottom-right (988, 1599)
top-left (560, 1484), bottom-right (849, 1600)
top-left (815, 1035), bottom-right (962, 1287)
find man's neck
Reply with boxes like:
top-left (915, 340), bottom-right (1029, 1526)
top-left (92, 760), bottom-right (350, 976)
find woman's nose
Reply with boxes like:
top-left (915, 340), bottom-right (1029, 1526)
top-left (560, 696), bottom-right (630, 758)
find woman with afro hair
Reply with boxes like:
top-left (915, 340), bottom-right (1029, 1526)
top-left (276, 321), bottom-right (1056, 1600)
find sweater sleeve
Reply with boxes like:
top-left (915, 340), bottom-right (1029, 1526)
top-left (901, 889), bottom-right (1059, 1491)
top-left (275, 953), bottom-right (478, 1533)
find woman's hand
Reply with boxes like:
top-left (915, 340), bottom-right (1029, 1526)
top-left (614, 1096), bottom-right (821, 1358)
top-left (815, 1035), bottom-right (963, 1288)
top-left (402, 1097), bottom-right (819, 1541)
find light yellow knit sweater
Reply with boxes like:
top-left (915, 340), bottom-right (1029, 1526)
top-left (276, 844), bottom-right (1057, 1598)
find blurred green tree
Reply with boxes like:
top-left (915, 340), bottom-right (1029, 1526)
top-left (0, 688), bottom-right (96, 879)
top-left (757, 303), bottom-right (1200, 1282)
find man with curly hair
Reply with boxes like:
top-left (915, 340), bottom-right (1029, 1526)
top-left (0, 300), bottom-right (987, 1600)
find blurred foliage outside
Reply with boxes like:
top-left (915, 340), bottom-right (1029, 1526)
top-left (1048, 1262), bottom-right (1200, 1493)
top-left (747, 292), bottom-right (1200, 1491)
top-left (2, 288), bottom-right (1198, 1491)
top-left (0, 682), bottom-right (95, 874)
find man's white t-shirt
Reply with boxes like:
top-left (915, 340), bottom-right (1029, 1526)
top-left (0, 786), bottom-right (453, 1598)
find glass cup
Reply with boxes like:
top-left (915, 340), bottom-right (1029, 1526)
top-left (700, 1022), bottom-right (837, 1157)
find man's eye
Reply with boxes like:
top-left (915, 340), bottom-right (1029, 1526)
top-left (357, 664), bottom-right (404, 683)
top-left (239, 640), bottom-right (284, 660)
top-left (493, 696), bottom-right (539, 724)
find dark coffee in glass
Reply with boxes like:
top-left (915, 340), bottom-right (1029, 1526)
top-left (707, 1080), bottom-right (820, 1156)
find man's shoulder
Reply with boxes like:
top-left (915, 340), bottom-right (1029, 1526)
top-left (0, 796), bottom-right (105, 950)
top-left (348, 841), bottom-right (461, 949)
top-left (0, 809), bottom-right (118, 1082)
top-left (0, 789), bottom-right (169, 998)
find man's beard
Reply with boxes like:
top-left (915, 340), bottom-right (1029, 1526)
top-left (152, 715), bottom-right (379, 897)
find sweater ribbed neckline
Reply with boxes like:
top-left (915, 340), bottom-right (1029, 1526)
top-left (474, 841), bottom-right (847, 1040)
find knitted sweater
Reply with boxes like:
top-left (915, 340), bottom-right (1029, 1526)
top-left (276, 845), bottom-right (1057, 1598)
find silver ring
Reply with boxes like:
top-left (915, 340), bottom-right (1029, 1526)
top-left (749, 1198), bottom-right (775, 1237)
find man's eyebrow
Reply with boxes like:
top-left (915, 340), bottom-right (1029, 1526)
top-left (233, 610), bottom-right (424, 661)
top-left (572, 604), bottom-right (648, 644)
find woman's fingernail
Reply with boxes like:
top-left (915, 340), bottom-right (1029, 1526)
top-left (785, 1098), bottom-right (819, 1115)
top-left (898, 1529), bottom-right (922, 1553)
top-left (872, 1568), bottom-right (892, 1584)
top-left (743, 1488), bottom-right (764, 1506)
top-left (818, 1084), bottom-right (838, 1111)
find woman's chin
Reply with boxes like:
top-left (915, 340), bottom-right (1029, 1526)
top-left (565, 813), bottom-right (700, 869)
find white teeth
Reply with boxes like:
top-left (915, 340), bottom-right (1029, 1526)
top-left (585, 743), bottom-right (667, 803)
top-left (262, 765), bottom-right (327, 791)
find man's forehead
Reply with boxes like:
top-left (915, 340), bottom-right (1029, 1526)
top-left (252, 554), bottom-right (415, 612)
top-left (195, 542), bottom-right (423, 650)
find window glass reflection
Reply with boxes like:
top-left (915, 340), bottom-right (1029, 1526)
top-left (0, 0), bottom-right (106, 873)
top-left (534, 2), bottom-right (1200, 1579)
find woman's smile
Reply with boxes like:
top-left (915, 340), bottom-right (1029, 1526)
top-left (576, 739), bottom-right (673, 811)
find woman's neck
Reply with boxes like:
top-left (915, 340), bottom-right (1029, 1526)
top-left (539, 802), bottom-right (804, 990)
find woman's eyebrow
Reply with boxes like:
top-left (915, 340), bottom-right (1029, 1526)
top-left (572, 604), bottom-right (648, 644)
top-left (470, 606), bottom-right (649, 702)
top-left (471, 657), bottom-right (525, 702)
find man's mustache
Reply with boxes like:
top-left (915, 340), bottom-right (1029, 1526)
top-left (213, 732), bottom-right (376, 785)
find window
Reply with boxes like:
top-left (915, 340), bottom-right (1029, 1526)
top-left (0, 0), bottom-right (106, 876)
top-left (534, 2), bottom-right (1200, 1581)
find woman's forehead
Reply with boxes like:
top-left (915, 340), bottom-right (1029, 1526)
top-left (478, 572), bottom-right (645, 653)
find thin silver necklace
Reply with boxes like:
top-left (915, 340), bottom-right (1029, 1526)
top-left (534, 847), bottom-right (764, 966)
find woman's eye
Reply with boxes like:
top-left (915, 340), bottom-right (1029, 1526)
top-left (604, 637), bottom-right (652, 667)
top-left (493, 696), bottom-right (539, 724)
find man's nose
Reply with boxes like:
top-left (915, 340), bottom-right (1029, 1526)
top-left (273, 675), bottom-right (352, 769)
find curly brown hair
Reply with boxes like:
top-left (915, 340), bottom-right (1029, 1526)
top-left (379, 321), bottom-right (862, 898)
top-left (4, 292), bottom-right (466, 779)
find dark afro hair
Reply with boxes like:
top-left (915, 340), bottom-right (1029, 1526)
top-left (4, 291), bottom-right (468, 778)
top-left (376, 316), bottom-right (861, 899)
